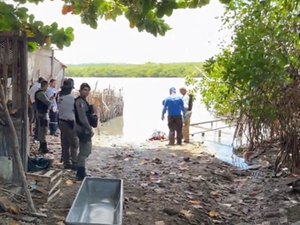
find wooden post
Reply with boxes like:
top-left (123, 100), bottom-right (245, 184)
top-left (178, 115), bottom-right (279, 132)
top-left (0, 85), bottom-right (36, 213)
top-left (50, 49), bottom-right (54, 78)
top-left (20, 35), bottom-right (29, 169)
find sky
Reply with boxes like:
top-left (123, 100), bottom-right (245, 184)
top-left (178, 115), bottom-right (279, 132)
top-left (23, 0), bottom-right (231, 65)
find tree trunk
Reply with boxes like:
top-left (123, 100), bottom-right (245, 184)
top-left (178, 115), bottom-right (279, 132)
top-left (0, 84), bottom-right (36, 213)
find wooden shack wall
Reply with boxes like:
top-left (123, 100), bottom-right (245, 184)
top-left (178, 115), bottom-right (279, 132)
top-left (28, 48), bottom-right (65, 89)
top-left (0, 32), bottom-right (28, 181)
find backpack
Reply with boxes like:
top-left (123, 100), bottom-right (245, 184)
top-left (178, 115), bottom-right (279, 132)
top-left (75, 97), bottom-right (98, 128)
top-left (188, 94), bottom-right (194, 111)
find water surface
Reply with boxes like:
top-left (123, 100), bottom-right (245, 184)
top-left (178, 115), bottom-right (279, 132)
top-left (73, 77), bottom-right (247, 168)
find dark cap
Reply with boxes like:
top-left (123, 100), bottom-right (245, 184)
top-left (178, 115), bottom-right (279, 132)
top-left (63, 78), bottom-right (74, 89)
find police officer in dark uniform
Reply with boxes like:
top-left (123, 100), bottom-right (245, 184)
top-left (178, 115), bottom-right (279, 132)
top-left (74, 83), bottom-right (94, 180)
top-left (35, 80), bottom-right (52, 153)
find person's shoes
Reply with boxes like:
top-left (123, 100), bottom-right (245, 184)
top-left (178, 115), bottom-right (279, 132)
top-left (184, 140), bottom-right (189, 143)
top-left (39, 142), bottom-right (49, 153)
top-left (42, 143), bottom-right (49, 154)
top-left (166, 143), bottom-right (175, 146)
top-left (71, 164), bottom-right (78, 171)
top-left (292, 179), bottom-right (300, 192)
top-left (176, 142), bottom-right (182, 145)
top-left (76, 167), bottom-right (87, 181)
top-left (64, 164), bottom-right (72, 169)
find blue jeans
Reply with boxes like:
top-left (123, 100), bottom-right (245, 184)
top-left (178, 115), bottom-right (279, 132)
top-left (49, 110), bottom-right (58, 135)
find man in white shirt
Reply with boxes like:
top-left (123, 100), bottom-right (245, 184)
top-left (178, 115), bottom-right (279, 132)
top-left (46, 79), bottom-right (58, 136)
top-left (179, 87), bottom-right (193, 143)
top-left (28, 77), bottom-right (44, 141)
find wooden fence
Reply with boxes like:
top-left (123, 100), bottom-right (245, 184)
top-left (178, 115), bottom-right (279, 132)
top-left (87, 87), bottom-right (124, 123)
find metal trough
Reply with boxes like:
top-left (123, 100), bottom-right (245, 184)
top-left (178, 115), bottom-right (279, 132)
top-left (66, 177), bottom-right (123, 225)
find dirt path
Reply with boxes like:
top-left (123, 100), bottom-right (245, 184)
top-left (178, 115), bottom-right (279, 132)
top-left (1, 136), bottom-right (300, 225)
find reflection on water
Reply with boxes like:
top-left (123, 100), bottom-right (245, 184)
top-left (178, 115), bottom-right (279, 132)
top-left (73, 77), bottom-right (247, 168)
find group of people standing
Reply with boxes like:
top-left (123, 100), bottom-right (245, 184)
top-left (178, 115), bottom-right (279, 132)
top-left (27, 78), bottom-right (191, 179)
top-left (162, 87), bottom-right (193, 145)
top-left (28, 78), bottom-right (97, 180)
top-left (28, 78), bottom-right (57, 152)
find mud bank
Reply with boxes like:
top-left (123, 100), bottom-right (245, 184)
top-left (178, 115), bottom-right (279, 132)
top-left (0, 136), bottom-right (300, 225)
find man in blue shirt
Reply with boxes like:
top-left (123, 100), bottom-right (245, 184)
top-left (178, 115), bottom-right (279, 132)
top-left (162, 87), bottom-right (185, 145)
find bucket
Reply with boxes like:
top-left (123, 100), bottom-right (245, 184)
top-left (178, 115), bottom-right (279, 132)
top-left (0, 156), bottom-right (13, 180)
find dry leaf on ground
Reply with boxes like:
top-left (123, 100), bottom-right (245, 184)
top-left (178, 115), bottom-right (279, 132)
top-left (180, 209), bottom-right (193, 219)
top-left (65, 179), bottom-right (74, 186)
top-left (208, 210), bottom-right (220, 218)
top-left (210, 191), bottom-right (220, 197)
top-left (155, 221), bottom-right (165, 225)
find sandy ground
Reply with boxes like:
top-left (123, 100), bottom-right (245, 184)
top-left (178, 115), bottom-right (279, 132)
top-left (1, 135), bottom-right (300, 225)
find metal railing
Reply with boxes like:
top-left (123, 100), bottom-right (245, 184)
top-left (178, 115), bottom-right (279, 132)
top-left (190, 117), bottom-right (237, 137)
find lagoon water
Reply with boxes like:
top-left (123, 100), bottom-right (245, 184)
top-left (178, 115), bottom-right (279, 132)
top-left (72, 77), bottom-right (247, 168)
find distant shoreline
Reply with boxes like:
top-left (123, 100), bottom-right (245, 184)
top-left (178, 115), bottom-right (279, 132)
top-left (65, 62), bottom-right (203, 78)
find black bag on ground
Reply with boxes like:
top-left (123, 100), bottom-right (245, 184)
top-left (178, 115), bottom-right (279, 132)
top-left (28, 157), bottom-right (52, 172)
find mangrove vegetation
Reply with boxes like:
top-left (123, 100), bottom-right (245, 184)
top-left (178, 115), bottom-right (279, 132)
top-left (196, 0), bottom-right (300, 172)
top-left (65, 63), bottom-right (202, 78)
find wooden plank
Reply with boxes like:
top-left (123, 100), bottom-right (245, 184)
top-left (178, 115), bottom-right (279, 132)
top-left (12, 38), bottom-right (18, 108)
top-left (26, 173), bottom-right (51, 182)
top-left (43, 170), bottom-right (56, 177)
top-left (2, 58), bottom-right (8, 99)
top-left (20, 33), bottom-right (28, 173)
top-left (27, 169), bottom-right (62, 194)
top-left (36, 180), bottom-right (50, 186)
top-left (28, 178), bottom-right (50, 187)
top-left (50, 170), bottom-right (63, 183)
top-left (0, 32), bottom-right (23, 38)
top-left (48, 178), bottom-right (62, 196)
top-left (1, 64), bottom-right (8, 95)
top-left (34, 186), bottom-right (49, 195)
top-left (26, 172), bottom-right (47, 178)
top-left (47, 189), bottom-right (60, 202)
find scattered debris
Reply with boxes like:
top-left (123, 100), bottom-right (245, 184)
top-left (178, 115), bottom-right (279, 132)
top-left (1, 133), bottom-right (300, 224)
top-left (148, 130), bottom-right (167, 141)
